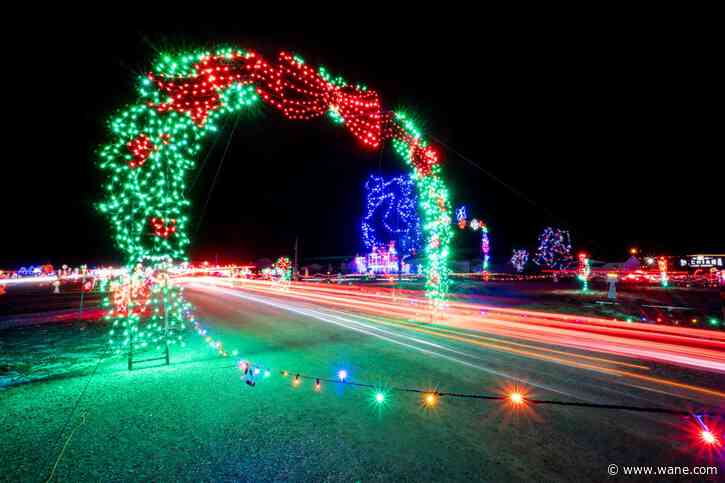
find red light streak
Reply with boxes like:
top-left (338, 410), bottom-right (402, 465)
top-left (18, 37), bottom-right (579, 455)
top-left (182, 277), bottom-right (725, 401)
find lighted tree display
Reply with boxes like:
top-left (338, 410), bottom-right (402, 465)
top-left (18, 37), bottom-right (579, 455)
top-left (577, 252), bottom-right (591, 291)
top-left (361, 174), bottom-right (422, 256)
top-left (533, 227), bottom-right (573, 269)
top-left (511, 249), bottom-right (529, 273)
top-left (273, 257), bottom-right (292, 281)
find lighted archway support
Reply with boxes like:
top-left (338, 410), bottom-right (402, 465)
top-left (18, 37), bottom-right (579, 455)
top-left (99, 47), bottom-right (452, 303)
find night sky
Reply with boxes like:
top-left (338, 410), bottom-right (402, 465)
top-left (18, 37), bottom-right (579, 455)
top-left (4, 19), bottom-right (722, 268)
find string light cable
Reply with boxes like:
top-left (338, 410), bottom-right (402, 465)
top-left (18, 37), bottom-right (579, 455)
top-left (187, 113), bottom-right (234, 192)
top-left (430, 135), bottom-right (555, 218)
top-left (44, 342), bottom-right (110, 482)
top-left (258, 368), bottom-right (723, 418)
top-left (430, 134), bottom-right (603, 251)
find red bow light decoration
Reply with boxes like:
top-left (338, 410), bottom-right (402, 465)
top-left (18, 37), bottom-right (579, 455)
top-left (150, 217), bottom-right (177, 238)
top-left (412, 144), bottom-right (440, 177)
top-left (148, 50), bottom-right (384, 148)
top-left (126, 134), bottom-right (154, 168)
top-left (331, 87), bottom-right (382, 147)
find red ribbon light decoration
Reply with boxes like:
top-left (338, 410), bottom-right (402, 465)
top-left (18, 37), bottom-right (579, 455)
top-left (148, 51), bottom-right (384, 149)
top-left (126, 134), bottom-right (154, 168)
top-left (150, 217), bottom-right (177, 238)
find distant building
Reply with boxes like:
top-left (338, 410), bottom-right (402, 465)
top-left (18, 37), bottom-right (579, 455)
top-left (623, 256), bottom-right (641, 271)
top-left (678, 254), bottom-right (724, 270)
top-left (355, 242), bottom-right (411, 274)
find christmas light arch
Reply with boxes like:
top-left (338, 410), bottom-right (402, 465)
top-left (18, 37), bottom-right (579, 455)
top-left (99, 47), bottom-right (452, 303)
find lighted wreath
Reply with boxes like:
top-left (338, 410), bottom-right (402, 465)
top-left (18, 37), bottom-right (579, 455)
top-left (98, 47), bottom-right (452, 303)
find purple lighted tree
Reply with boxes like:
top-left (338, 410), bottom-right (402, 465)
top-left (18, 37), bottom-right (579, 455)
top-left (533, 227), bottom-right (573, 269)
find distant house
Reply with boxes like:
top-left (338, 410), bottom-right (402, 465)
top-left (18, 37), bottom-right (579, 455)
top-left (601, 256), bottom-right (640, 271)
top-left (588, 259), bottom-right (607, 268)
top-left (623, 256), bottom-right (641, 271)
top-left (601, 262), bottom-right (624, 269)
top-left (307, 263), bottom-right (323, 274)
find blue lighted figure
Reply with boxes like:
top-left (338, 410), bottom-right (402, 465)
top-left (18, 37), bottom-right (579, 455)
top-left (456, 206), bottom-right (467, 229)
top-left (361, 174), bottom-right (422, 257)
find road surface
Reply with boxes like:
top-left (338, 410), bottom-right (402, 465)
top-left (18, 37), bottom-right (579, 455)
top-left (178, 278), bottom-right (724, 480)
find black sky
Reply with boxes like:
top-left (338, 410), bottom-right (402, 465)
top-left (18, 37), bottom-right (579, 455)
top-left (4, 16), bottom-right (722, 268)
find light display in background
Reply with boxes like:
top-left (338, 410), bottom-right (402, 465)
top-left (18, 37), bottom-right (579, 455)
top-left (361, 174), bottom-right (422, 258)
top-left (511, 249), bottom-right (529, 273)
top-left (679, 255), bottom-right (724, 269)
top-left (105, 261), bottom-right (189, 359)
top-left (533, 227), bottom-right (573, 269)
top-left (272, 256), bottom-right (292, 281)
top-left (480, 225), bottom-right (490, 272)
top-left (577, 252), bottom-right (591, 292)
top-left (456, 206), bottom-right (467, 229)
top-left (98, 46), bottom-right (453, 317)
top-left (658, 256), bottom-right (669, 287)
top-left (355, 241), bottom-right (410, 274)
top-left (455, 207), bottom-right (491, 274)
top-left (354, 256), bottom-right (367, 274)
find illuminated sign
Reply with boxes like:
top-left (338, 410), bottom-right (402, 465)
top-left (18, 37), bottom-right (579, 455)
top-left (679, 255), bottom-right (724, 268)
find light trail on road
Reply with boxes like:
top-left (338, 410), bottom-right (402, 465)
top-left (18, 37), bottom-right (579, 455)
top-left (182, 277), bottom-right (725, 373)
top-left (187, 282), bottom-right (585, 400)
top-left (182, 277), bottom-right (725, 404)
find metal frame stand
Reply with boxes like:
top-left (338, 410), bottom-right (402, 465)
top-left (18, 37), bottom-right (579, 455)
top-left (127, 267), bottom-right (171, 371)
